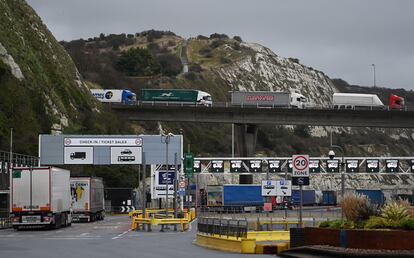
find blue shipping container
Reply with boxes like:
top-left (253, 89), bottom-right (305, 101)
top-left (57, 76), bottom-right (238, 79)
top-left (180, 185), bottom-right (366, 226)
top-left (223, 185), bottom-right (264, 206)
top-left (322, 191), bottom-right (337, 205)
top-left (292, 190), bottom-right (316, 206)
top-left (356, 190), bottom-right (385, 206)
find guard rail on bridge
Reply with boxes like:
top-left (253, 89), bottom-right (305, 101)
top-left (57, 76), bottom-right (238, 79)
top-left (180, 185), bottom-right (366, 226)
top-left (114, 101), bottom-right (414, 111)
top-left (111, 103), bottom-right (414, 128)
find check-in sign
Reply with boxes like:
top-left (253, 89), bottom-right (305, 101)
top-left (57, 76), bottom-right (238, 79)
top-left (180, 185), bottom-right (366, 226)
top-left (292, 155), bottom-right (309, 177)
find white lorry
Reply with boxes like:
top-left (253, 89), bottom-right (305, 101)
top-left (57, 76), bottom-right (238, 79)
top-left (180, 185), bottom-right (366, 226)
top-left (231, 91), bottom-right (309, 108)
top-left (332, 93), bottom-right (384, 109)
top-left (10, 167), bottom-right (72, 229)
top-left (70, 177), bottom-right (105, 222)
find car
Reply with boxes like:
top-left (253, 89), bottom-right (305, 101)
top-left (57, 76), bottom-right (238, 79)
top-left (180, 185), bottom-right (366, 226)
top-left (121, 149), bottom-right (132, 155)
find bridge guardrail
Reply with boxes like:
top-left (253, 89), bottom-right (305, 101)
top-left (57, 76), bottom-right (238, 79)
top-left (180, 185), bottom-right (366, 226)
top-left (126, 101), bottom-right (414, 112)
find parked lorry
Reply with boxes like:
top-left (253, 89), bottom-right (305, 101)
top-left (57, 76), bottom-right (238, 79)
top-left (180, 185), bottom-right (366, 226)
top-left (140, 89), bottom-right (212, 106)
top-left (70, 177), bottom-right (105, 222)
top-left (10, 167), bottom-right (72, 229)
top-left (322, 191), bottom-right (337, 205)
top-left (223, 185), bottom-right (264, 206)
top-left (231, 91), bottom-right (309, 108)
top-left (90, 89), bottom-right (136, 104)
top-left (292, 190), bottom-right (316, 206)
top-left (356, 189), bottom-right (385, 206)
top-left (333, 93), bottom-right (405, 110)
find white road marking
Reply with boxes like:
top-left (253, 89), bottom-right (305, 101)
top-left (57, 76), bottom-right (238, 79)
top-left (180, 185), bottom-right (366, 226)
top-left (80, 232), bottom-right (89, 236)
top-left (45, 237), bottom-right (102, 240)
top-left (93, 226), bottom-right (119, 229)
top-left (112, 229), bottom-right (132, 240)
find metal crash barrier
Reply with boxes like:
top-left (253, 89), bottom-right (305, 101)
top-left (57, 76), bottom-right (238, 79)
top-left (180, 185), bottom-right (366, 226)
top-left (197, 217), bottom-right (248, 239)
top-left (131, 208), bottom-right (196, 232)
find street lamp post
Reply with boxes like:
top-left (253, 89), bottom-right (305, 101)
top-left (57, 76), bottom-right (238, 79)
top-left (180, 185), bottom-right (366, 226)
top-left (329, 145), bottom-right (345, 220)
top-left (161, 133), bottom-right (174, 218)
top-left (372, 64), bottom-right (376, 87)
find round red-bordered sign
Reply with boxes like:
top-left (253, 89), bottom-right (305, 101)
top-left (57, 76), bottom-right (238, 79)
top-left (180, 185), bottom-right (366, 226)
top-left (293, 155), bottom-right (308, 171)
top-left (64, 138), bottom-right (71, 146)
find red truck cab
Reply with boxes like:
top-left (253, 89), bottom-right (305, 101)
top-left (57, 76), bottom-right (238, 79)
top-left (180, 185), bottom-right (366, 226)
top-left (389, 94), bottom-right (405, 110)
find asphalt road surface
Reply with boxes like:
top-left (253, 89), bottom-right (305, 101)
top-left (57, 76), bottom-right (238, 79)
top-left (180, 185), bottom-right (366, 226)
top-left (0, 215), bottom-right (276, 258)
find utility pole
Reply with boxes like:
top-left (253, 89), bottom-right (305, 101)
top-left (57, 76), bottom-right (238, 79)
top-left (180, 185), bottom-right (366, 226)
top-left (232, 124), bottom-right (235, 157)
top-left (9, 128), bottom-right (13, 175)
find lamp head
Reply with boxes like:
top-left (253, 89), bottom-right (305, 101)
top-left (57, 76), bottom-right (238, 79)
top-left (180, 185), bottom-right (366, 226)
top-left (328, 150), bottom-right (335, 160)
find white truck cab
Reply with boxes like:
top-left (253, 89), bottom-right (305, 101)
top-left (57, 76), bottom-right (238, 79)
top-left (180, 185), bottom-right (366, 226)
top-left (290, 92), bottom-right (309, 109)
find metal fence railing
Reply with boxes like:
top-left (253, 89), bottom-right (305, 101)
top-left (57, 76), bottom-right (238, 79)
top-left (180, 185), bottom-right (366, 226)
top-left (197, 217), bottom-right (248, 239)
top-left (119, 101), bottom-right (414, 112)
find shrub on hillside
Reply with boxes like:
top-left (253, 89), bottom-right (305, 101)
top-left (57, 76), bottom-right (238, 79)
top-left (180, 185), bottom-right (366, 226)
top-left (210, 39), bottom-right (225, 49)
top-left (189, 63), bottom-right (203, 73)
top-left (233, 36), bottom-right (242, 42)
top-left (219, 56), bottom-right (231, 64)
top-left (197, 35), bottom-right (209, 40)
top-left (210, 33), bottom-right (229, 39)
top-left (116, 47), bottom-right (160, 76)
top-left (184, 71), bottom-right (197, 81)
top-left (156, 53), bottom-right (182, 76)
top-left (199, 47), bottom-right (212, 57)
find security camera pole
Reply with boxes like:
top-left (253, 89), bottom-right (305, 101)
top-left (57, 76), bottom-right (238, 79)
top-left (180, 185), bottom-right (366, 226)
top-left (329, 145), bottom-right (345, 220)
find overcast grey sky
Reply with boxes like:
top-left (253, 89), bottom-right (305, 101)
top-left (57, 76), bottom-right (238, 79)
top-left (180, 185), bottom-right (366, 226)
top-left (27, 0), bottom-right (414, 90)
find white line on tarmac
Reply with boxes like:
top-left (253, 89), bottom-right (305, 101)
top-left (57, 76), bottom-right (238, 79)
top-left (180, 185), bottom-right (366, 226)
top-left (45, 237), bottom-right (102, 240)
top-left (112, 229), bottom-right (132, 240)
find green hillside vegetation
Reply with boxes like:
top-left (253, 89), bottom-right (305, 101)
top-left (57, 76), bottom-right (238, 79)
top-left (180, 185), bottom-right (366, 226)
top-left (0, 0), bottom-right (139, 187)
top-left (61, 31), bottom-right (414, 158)
top-left (0, 0), bottom-right (96, 154)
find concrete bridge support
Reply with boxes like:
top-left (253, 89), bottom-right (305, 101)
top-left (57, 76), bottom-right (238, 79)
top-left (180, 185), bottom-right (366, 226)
top-left (234, 124), bottom-right (258, 157)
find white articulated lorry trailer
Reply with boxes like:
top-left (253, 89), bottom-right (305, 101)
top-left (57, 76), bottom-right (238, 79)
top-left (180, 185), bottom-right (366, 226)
top-left (231, 91), bottom-right (309, 108)
top-left (70, 177), bottom-right (105, 222)
top-left (10, 167), bottom-right (72, 229)
top-left (332, 93), bottom-right (384, 109)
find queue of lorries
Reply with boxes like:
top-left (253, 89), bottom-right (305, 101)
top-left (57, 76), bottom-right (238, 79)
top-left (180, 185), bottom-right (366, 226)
top-left (205, 185), bottom-right (410, 211)
top-left (90, 88), bottom-right (406, 110)
top-left (10, 167), bottom-right (104, 230)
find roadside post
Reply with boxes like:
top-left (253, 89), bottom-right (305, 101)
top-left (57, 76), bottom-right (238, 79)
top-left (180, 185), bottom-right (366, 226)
top-left (292, 155), bottom-right (310, 228)
top-left (276, 179), bottom-right (292, 227)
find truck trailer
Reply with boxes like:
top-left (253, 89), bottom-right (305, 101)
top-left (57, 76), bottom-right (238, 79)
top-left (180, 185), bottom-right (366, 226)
top-left (10, 167), bottom-right (72, 229)
top-left (140, 89), bottom-right (212, 106)
top-left (90, 89), bottom-right (136, 104)
top-left (231, 91), bottom-right (309, 108)
top-left (70, 177), bottom-right (105, 222)
top-left (333, 93), bottom-right (405, 110)
top-left (223, 185), bottom-right (264, 207)
top-left (333, 93), bottom-right (384, 109)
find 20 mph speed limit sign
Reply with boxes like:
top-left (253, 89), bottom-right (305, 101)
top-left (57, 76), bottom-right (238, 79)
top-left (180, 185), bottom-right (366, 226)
top-left (292, 155), bottom-right (309, 176)
top-left (292, 155), bottom-right (310, 185)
